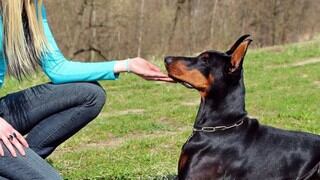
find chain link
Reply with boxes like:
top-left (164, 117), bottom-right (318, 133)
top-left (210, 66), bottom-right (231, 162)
top-left (193, 118), bottom-right (246, 133)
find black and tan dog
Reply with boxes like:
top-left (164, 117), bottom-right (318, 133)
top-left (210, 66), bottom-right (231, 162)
top-left (164, 35), bottom-right (320, 180)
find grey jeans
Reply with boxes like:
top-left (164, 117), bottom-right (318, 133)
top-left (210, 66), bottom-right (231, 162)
top-left (0, 82), bottom-right (106, 179)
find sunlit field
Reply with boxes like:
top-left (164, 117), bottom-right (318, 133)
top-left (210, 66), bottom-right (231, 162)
top-left (1, 39), bottom-right (319, 179)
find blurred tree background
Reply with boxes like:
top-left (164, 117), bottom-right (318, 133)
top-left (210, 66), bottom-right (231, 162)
top-left (45, 0), bottom-right (320, 61)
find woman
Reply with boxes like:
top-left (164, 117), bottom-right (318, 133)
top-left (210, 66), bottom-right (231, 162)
top-left (0, 0), bottom-right (173, 179)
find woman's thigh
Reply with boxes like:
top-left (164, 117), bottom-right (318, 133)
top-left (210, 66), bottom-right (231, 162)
top-left (0, 142), bottom-right (62, 179)
top-left (0, 82), bottom-right (106, 135)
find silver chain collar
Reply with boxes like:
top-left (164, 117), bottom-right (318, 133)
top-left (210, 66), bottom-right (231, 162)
top-left (193, 118), bottom-right (246, 133)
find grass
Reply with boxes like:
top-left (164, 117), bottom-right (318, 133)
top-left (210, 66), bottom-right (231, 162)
top-left (0, 39), bottom-right (319, 179)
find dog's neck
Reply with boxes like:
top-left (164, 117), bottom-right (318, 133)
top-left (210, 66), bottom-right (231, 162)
top-left (194, 77), bottom-right (247, 128)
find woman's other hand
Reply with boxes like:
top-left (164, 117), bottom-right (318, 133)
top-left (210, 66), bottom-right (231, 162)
top-left (0, 117), bottom-right (29, 157)
top-left (114, 57), bottom-right (175, 82)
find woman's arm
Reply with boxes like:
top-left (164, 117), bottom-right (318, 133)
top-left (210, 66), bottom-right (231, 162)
top-left (40, 6), bottom-right (119, 84)
top-left (40, 6), bottom-right (173, 84)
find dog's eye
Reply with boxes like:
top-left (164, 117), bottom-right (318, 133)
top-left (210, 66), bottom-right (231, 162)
top-left (199, 53), bottom-right (210, 65)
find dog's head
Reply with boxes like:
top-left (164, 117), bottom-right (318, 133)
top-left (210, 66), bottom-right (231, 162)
top-left (165, 35), bottom-right (252, 97)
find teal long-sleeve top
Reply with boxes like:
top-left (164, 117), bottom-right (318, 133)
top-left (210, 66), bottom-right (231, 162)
top-left (0, 5), bottom-right (119, 88)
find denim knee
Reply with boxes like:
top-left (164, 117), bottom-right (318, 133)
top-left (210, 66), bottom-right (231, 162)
top-left (77, 82), bottom-right (106, 113)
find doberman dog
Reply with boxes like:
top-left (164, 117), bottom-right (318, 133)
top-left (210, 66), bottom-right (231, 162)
top-left (164, 35), bottom-right (320, 180)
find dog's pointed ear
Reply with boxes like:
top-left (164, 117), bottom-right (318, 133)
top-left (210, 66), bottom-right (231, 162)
top-left (226, 34), bottom-right (251, 55)
top-left (228, 39), bottom-right (252, 73)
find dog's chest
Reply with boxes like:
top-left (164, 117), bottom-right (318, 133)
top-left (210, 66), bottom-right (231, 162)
top-left (179, 134), bottom-right (238, 177)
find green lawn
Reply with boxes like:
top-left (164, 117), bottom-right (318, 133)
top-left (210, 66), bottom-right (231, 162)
top-left (1, 39), bottom-right (320, 179)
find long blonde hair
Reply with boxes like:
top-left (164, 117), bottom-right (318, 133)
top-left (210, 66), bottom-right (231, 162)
top-left (1, 0), bottom-right (49, 80)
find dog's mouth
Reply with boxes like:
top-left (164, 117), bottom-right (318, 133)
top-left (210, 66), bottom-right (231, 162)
top-left (168, 74), bottom-right (194, 89)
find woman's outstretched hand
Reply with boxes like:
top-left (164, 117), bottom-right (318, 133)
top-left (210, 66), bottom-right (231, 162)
top-left (114, 57), bottom-right (175, 82)
top-left (0, 117), bottom-right (29, 157)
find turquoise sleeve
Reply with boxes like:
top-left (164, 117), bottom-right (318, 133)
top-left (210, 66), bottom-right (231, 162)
top-left (41, 6), bottom-right (119, 84)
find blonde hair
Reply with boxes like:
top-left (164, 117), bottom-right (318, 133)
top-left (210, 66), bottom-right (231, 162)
top-left (1, 0), bottom-right (49, 80)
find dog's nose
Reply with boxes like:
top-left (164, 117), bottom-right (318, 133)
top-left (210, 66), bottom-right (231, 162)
top-left (165, 56), bottom-right (173, 65)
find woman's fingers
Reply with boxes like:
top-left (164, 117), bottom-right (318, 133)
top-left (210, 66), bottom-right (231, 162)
top-left (0, 117), bottom-right (27, 157)
top-left (157, 77), bottom-right (176, 82)
top-left (139, 69), bottom-right (175, 82)
top-left (0, 144), bottom-right (4, 156)
top-left (131, 57), bottom-right (166, 75)
top-left (0, 133), bottom-right (27, 157)
top-left (134, 57), bottom-right (161, 72)
top-left (144, 76), bottom-right (173, 81)
top-left (1, 135), bottom-right (17, 157)
top-left (10, 135), bottom-right (26, 156)
top-left (15, 131), bottom-right (29, 148)
top-left (129, 57), bottom-right (176, 82)
top-left (140, 70), bottom-right (169, 78)
top-left (142, 76), bottom-right (175, 82)
top-left (146, 61), bottom-right (161, 72)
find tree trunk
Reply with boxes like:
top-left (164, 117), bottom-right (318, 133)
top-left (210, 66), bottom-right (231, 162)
top-left (137, 0), bottom-right (145, 57)
top-left (209, 0), bottom-right (218, 47)
top-left (89, 0), bottom-right (96, 61)
top-left (166, 0), bottom-right (186, 53)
